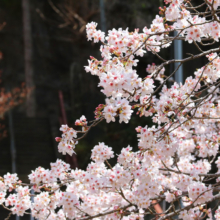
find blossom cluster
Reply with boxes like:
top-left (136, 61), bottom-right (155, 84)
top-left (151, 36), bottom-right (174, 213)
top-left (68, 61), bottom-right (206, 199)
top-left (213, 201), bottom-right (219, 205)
top-left (86, 22), bottom-right (105, 43)
top-left (103, 98), bottom-right (133, 123)
top-left (56, 125), bottom-right (78, 156)
top-left (91, 142), bottom-right (114, 163)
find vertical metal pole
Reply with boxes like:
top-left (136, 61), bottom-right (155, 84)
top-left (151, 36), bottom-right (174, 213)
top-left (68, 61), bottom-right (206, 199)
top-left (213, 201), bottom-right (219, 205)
top-left (173, 31), bottom-right (184, 218)
top-left (174, 31), bottom-right (183, 83)
top-left (99, 0), bottom-right (106, 32)
top-left (30, 189), bottom-right (34, 220)
top-left (8, 110), bottom-right (20, 220)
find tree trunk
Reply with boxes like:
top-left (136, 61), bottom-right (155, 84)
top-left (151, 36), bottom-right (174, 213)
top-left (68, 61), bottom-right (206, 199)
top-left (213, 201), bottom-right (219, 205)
top-left (22, 0), bottom-right (35, 117)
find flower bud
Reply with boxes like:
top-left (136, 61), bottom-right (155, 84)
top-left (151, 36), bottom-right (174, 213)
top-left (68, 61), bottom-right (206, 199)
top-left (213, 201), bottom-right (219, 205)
top-left (55, 137), bottom-right (62, 142)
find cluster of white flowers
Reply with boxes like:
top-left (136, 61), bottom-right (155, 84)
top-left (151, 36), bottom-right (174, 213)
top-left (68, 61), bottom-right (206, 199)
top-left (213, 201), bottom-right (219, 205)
top-left (91, 142), bottom-right (114, 163)
top-left (75, 115), bottom-right (87, 127)
top-left (188, 182), bottom-right (213, 205)
top-left (28, 159), bottom-right (70, 186)
top-left (3, 173), bottom-right (18, 188)
top-left (179, 207), bottom-right (213, 220)
top-left (56, 124), bottom-right (78, 156)
top-left (103, 98), bottom-right (133, 123)
top-left (86, 22), bottom-right (105, 43)
top-left (6, 186), bottom-right (31, 216)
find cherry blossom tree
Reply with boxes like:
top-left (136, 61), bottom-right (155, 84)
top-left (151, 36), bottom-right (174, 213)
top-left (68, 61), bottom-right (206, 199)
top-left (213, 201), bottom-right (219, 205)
top-left (2, 0), bottom-right (220, 219)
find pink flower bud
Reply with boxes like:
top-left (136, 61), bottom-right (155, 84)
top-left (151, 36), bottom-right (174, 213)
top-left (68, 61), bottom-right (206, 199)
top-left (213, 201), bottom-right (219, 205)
top-left (55, 137), bottom-right (61, 142)
top-left (135, 126), bottom-right (142, 132)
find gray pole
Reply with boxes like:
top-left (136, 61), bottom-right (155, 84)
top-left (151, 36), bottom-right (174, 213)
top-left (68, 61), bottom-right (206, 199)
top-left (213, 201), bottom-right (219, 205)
top-left (174, 31), bottom-right (184, 217)
top-left (174, 31), bottom-right (183, 83)
top-left (30, 188), bottom-right (34, 220)
top-left (99, 0), bottom-right (106, 33)
top-left (162, 31), bottom-right (184, 216)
